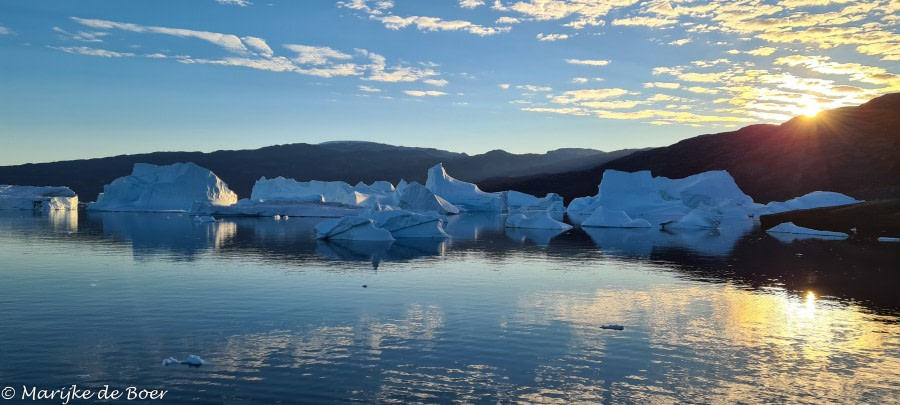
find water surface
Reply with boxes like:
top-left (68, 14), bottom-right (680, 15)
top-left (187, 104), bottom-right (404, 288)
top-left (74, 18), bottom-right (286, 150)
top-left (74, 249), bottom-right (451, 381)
top-left (1, 211), bottom-right (897, 403)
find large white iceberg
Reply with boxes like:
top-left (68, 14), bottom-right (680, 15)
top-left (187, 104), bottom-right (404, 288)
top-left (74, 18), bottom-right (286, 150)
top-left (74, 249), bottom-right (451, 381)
top-left (568, 170), bottom-right (756, 227)
top-left (506, 211), bottom-right (573, 230)
top-left (398, 182), bottom-right (459, 215)
top-left (505, 191), bottom-right (564, 212)
top-left (368, 210), bottom-right (449, 238)
top-left (426, 163), bottom-right (503, 212)
top-left (88, 163), bottom-right (237, 212)
top-left (755, 191), bottom-right (862, 216)
top-left (314, 216), bottom-right (395, 241)
top-left (0, 185), bottom-right (78, 210)
top-left (581, 207), bottom-right (652, 228)
top-left (766, 222), bottom-right (848, 239)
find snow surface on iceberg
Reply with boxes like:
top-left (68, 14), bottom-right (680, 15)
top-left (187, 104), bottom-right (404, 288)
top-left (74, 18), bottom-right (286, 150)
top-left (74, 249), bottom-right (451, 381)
top-left (314, 216), bottom-right (395, 241)
top-left (368, 210), bottom-right (449, 238)
top-left (0, 185), bottom-right (78, 210)
top-left (568, 170), bottom-right (756, 226)
top-left (581, 207), bottom-right (652, 228)
top-left (755, 191), bottom-right (861, 216)
top-left (506, 212), bottom-right (573, 230)
top-left (505, 191), bottom-right (564, 212)
top-left (766, 222), bottom-right (848, 239)
top-left (88, 163), bottom-right (237, 212)
top-left (426, 163), bottom-right (503, 212)
top-left (398, 182), bottom-right (459, 215)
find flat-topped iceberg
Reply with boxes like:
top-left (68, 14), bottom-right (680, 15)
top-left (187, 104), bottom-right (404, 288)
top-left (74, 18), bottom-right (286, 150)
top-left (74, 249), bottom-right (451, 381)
top-left (0, 185), bottom-right (78, 210)
top-left (506, 211), bottom-right (573, 230)
top-left (426, 163), bottom-right (503, 212)
top-left (568, 170), bottom-right (756, 227)
top-left (368, 210), bottom-right (449, 238)
top-left (314, 216), bottom-right (395, 241)
top-left (505, 191), bottom-right (564, 212)
top-left (88, 163), bottom-right (237, 212)
top-left (755, 191), bottom-right (862, 216)
top-left (192, 199), bottom-right (362, 218)
top-left (766, 222), bottom-right (848, 239)
top-left (581, 207), bottom-right (652, 228)
top-left (251, 177), bottom-right (395, 209)
top-left (398, 182), bottom-right (459, 215)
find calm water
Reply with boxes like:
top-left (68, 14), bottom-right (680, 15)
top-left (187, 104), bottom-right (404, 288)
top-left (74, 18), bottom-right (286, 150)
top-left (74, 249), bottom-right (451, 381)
top-left (0, 211), bottom-right (898, 404)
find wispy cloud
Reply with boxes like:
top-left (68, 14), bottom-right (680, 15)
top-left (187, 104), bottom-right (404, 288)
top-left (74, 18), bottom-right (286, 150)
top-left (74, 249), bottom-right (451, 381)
top-left (0, 25), bottom-right (12, 35)
top-left (59, 17), bottom-right (445, 84)
top-left (564, 58), bottom-right (609, 66)
top-left (537, 33), bottom-right (569, 41)
top-left (216, 0), bottom-right (252, 6)
top-left (404, 90), bottom-right (447, 97)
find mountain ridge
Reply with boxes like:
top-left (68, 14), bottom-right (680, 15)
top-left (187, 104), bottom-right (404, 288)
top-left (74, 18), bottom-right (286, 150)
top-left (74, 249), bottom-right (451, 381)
top-left (480, 93), bottom-right (900, 203)
top-left (0, 142), bottom-right (642, 201)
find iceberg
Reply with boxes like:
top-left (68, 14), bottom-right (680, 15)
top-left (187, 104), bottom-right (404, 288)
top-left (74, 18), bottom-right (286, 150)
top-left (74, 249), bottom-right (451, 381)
top-left (398, 182), bottom-right (459, 215)
top-left (192, 199), bottom-right (362, 218)
top-left (426, 163), bottom-right (503, 212)
top-left (661, 207), bottom-right (721, 230)
top-left (0, 185), bottom-right (78, 210)
top-left (314, 216), bottom-right (395, 241)
top-left (766, 222), bottom-right (848, 239)
top-left (755, 191), bottom-right (862, 216)
top-left (506, 211), bottom-right (573, 230)
top-left (88, 163), bottom-right (237, 212)
top-left (367, 210), bottom-right (449, 238)
top-left (567, 170), bottom-right (756, 226)
top-left (878, 237), bottom-right (900, 242)
top-left (193, 215), bottom-right (217, 222)
top-left (505, 190), bottom-right (564, 212)
top-left (581, 207), bottom-right (652, 228)
top-left (251, 177), bottom-right (391, 209)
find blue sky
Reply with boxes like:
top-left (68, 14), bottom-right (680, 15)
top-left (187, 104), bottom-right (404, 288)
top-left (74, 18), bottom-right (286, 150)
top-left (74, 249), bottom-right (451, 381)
top-left (0, 0), bottom-right (897, 165)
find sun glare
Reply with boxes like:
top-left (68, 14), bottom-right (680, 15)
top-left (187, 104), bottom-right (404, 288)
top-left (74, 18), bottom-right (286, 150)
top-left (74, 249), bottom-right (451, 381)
top-left (800, 103), bottom-right (823, 118)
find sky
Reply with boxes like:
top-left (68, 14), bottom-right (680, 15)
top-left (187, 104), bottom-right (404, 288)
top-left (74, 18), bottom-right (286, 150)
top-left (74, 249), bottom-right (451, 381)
top-left (0, 0), bottom-right (897, 165)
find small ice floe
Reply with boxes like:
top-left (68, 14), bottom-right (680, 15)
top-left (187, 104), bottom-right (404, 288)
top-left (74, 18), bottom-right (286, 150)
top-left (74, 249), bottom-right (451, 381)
top-left (766, 222), bottom-right (848, 239)
top-left (274, 215), bottom-right (282, 220)
top-left (878, 237), bottom-right (900, 242)
top-left (193, 215), bottom-right (217, 222)
top-left (185, 355), bottom-right (205, 366)
top-left (163, 355), bottom-right (205, 367)
top-left (76, 374), bottom-right (91, 380)
top-left (601, 324), bottom-right (625, 331)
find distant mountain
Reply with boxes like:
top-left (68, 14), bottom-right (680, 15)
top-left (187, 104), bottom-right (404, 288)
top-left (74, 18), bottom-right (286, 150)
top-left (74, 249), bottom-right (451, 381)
top-left (0, 141), bottom-right (641, 201)
top-left (481, 93), bottom-right (900, 203)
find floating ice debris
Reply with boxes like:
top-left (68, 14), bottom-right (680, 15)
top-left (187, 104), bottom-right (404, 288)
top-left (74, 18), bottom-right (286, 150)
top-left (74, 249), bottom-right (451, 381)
top-left (163, 355), bottom-right (205, 366)
top-left (274, 215), bottom-right (282, 220)
top-left (314, 216), bottom-right (395, 241)
top-left (193, 215), bottom-right (217, 222)
top-left (185, 355), bottom-right (204, 366)
top-left (506, 211), bottom-right (572, 230)
top-left (581, 206), bottom-right (652, 228)
top-left (878, 237), bottom-right (900, 242)
top-left (766, 222), bottom-right (849, 239)
top-left (601, 324), bottom-right (625, 330)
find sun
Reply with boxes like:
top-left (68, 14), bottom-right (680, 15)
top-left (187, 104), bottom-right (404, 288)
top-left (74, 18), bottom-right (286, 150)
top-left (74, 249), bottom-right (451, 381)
top-left (799, 103), bottom-right (823, 118)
